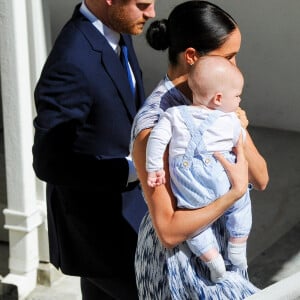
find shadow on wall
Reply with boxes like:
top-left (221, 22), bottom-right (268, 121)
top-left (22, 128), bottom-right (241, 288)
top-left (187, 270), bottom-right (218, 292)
top-left (247, 126), bottom-right (300, 288)
top-left (249, 222), bottom-right (300, 289)
top-left (0, 77), bottom-right (2, 129)
top-left (0, 75), bottom-right (8, 243)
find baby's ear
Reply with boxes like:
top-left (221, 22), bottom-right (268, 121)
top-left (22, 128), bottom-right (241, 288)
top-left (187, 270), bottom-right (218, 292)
top-left (213, 92), bottom-right (222, 107)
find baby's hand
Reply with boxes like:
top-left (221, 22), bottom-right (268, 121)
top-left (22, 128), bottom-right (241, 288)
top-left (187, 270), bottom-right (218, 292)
top-left (147, 170), bottom-right (166, 187)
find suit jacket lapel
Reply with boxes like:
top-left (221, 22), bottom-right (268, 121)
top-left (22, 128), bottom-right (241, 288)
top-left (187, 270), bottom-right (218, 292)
top-left (72, 7), bottom-right (137, 120)
top-left (101, 49), bottom-right (136, 119)
top-left (122, 34), bottom-right (145, 109)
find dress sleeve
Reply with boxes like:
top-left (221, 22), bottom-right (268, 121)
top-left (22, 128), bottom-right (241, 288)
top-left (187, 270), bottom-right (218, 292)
top-left (130, 80), bottom-right (166, 152)
top-left (130, 76), bottom-right (191, 152)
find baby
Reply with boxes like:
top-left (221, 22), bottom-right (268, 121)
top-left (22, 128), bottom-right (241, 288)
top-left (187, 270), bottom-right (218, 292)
top-left (146, 56), bottom-right (252, 283)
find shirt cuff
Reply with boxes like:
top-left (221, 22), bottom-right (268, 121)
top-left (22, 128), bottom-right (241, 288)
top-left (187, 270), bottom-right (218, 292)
top-left (126, 155), bottom-right (138, 183)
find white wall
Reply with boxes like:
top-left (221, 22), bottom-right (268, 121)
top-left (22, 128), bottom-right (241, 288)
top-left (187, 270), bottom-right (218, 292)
top-left (48, 0), bottom-right (300, 132)
top-left (211, 0), bottom-right (300, 132)
top-left (0, 72), bottom-right (8, 241)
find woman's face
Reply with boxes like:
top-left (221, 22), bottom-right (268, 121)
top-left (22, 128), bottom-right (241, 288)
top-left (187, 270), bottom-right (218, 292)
top-left (208, 28), bottom-right (242, 65)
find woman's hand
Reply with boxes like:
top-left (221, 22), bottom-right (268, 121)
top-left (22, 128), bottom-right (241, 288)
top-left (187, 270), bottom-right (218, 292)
top-left (214, 134), bottom-right (249, 199)
top-left (236, 107), bottom-right (248, 129)
top-left (133, 129), bottom-right (253, 248)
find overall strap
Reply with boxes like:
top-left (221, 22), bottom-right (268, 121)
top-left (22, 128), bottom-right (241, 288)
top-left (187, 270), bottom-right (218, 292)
top-left (178, 106), bottom-right (223, 161)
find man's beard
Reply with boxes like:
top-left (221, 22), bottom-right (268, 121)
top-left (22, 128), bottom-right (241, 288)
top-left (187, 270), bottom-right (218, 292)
top-left (108, 7), bottom-right (145, 35)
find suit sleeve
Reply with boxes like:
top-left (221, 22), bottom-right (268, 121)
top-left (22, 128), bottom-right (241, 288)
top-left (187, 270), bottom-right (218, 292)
top-left (32, 62), bottom-right (130, 191)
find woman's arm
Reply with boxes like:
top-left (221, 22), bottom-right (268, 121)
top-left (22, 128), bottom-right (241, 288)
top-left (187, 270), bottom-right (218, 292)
top-left (133, 129), bottom-right (249, 248)
top-left (236, 107), bottom-right (269, 190)
top-left (244, 130), bottom-right (269, 190)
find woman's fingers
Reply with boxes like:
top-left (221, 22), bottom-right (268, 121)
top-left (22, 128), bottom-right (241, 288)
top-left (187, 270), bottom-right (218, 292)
top-left (236, 107), bottom-right (249, 129)
top-left (213, 151), bottom-right (230, 171)
top-left (214, 134), bottom-right (248, 199)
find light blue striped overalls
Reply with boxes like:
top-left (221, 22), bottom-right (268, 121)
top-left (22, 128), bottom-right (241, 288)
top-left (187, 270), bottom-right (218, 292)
top-left (169, 106), bottom-right (252, 256)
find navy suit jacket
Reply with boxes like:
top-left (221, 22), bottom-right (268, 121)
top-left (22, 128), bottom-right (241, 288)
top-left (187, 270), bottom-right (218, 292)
top-left (32, 5), bottom-right (147, 277)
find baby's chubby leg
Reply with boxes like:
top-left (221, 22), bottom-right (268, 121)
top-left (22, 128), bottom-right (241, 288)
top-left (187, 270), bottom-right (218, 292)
top-left (228, 236), bottom-right (248, 270)
top-left (201, 248), bottom-right (227, 283)
top-left (226, 190), bottom-right (252, 270)
top-left (187, 227), bottom-right (227, 283)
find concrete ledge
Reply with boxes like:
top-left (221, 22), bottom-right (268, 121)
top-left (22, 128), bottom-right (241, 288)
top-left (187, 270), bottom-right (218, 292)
top-left (0, 282), bottom-right (18, 300)
top-left (246, 271), bottom-right (300, 300)
top-left (25, 275), bottom-right (81, 300)
top-left (37, 262), bottom-right (62, 286)
top-left (2, 272), bottom-right (37, 300)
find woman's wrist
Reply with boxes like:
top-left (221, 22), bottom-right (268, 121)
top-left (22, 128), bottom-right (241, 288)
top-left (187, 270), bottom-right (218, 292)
top-left (226, 186), bottom-right (246, 203)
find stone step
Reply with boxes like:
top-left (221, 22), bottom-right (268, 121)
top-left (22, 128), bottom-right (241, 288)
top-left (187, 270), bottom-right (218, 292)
top-left (0, 221), bottom-right (298, 299)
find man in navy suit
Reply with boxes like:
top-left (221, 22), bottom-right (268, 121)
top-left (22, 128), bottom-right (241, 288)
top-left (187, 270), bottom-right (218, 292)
top-left (32, 1), bottom-right (155, 299)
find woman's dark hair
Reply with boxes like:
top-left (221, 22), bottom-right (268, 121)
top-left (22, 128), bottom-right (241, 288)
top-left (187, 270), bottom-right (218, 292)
top-left (146, 1), bottom-right (238, 65)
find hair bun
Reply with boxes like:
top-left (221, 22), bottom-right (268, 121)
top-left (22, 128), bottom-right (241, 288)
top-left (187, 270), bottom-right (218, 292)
top-left (146, 19), bottom-right (169, 50)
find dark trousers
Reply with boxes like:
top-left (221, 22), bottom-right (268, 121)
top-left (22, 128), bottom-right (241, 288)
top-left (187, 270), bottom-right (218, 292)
top-left (80, 276), bottom-right (139, 300)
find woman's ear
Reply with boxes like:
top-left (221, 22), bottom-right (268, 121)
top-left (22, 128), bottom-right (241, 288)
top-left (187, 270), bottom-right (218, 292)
top-left (185, 48), bottom-right (198, 66)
